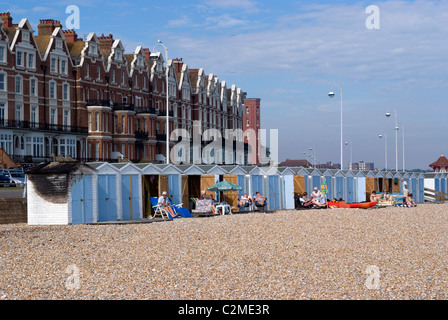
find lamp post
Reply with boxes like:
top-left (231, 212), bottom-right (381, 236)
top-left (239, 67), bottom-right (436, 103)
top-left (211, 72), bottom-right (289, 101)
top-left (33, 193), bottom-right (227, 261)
top-left (329, 87), bottom-right (343, 169)
top-left (402, 124), bottom-right (405, 171)
top-left (345, 140), bottom-right (352, 170)
top-left (386, 111), bottom-right (399, 171)
top-left (378, 133), bottom-right (387, 171)
top-left (152, 40), bottom-right (169, 164)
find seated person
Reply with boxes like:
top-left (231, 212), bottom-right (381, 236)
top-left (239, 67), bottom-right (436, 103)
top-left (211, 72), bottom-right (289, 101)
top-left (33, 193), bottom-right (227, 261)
top-left (383, 192), bottom-right (391, 201)
top-left (298, 192), bottom-right (314, 208)
top-left (370, 191), bottom-right (381, 202)
top-left (311, 187), bottom-right (324, 203)
top-left (254, 192), bottom-right (266, 208)
top-left (239, 193), bottom-right (252, 207)
top-left (158, 191), bottom-right (181, 218)
top-left (405, 193), bottom-right (417, 207)
top-left (199, 190), bottom-right (206, 200)
top-left (208, 194), bottom-right (223, 214)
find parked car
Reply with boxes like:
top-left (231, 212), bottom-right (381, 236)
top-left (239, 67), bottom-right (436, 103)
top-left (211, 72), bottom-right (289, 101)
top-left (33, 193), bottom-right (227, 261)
top-left (0, 174), bottom-right (11, 187)
top-left (0, 168), bottom-right (25, 187)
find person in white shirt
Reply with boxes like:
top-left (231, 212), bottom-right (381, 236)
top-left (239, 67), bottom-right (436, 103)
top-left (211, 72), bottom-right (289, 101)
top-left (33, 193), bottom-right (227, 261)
top-left (401, 178), bottom-right (409, 200)
top-left (158, 191), bottom-right (181, 218)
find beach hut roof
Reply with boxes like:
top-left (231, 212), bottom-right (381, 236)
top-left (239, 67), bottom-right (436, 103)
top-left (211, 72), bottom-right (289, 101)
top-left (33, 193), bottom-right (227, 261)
top-left (87, 162), bottom-right (120, 174)
top-left (278, 167), bottom-right (295, 175)
top-left (224, 165), bottom-right (249, 175)
top-left (136, 163), bottom-right (163, 175)
top-left (182, 164), bottom-right (205, 175)
top-left (26, 162), bottom-right (96, 174)
top-left (260, 166), bottom-right (281, 176)
top-left (202, 165), bottom-right (228, 175)
top-left (158, 164), bottom-right (183, 174)
top-left (116, 162), bottom-right (142, 174)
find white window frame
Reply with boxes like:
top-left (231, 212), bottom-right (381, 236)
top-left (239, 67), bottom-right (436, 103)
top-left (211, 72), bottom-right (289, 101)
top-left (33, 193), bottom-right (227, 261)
top-left (16, 51), bottom-right (23, 67)
top-left (50, 57), bottom-right (58, 73)
top-left (30, 105), bottom-right (38, 127)
top-left (27, 52), bottom-right (35, 69)
top-left (49, 81), bottom-right (57, 100)
top-left (0, 102), bottom-right (6, 121)
top-left (0, 44), bottom-right (6, 63)
top-left (30, 77), bottom-right (38, 97)
top-left (62, 83), bottom-right (69, 101)
top-left (60, 58), bottom-right (68, 75)
top-left (50, 108), bottom-right (57, 126)
top-left (0, 72), bottom-right (6, 92)
top-left (15, 76), bottom-right (23, 94)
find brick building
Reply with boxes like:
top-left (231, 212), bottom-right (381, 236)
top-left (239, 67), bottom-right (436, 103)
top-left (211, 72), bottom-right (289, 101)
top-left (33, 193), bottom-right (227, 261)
top-left (243, 98), bottom-right (261, 165)
top-left (0, 13), bottom-right (254, 165)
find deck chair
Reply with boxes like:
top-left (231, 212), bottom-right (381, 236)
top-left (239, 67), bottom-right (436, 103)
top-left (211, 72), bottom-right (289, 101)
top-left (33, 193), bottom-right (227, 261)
top-left (148, 197), bottom-right (183, 219)
top-left (167, 198), bottom-right (193, 218)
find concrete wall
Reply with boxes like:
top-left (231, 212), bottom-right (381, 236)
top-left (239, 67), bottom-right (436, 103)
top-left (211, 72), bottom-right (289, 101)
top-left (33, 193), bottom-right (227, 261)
top-left (0, 198), bottom-right (27, 224)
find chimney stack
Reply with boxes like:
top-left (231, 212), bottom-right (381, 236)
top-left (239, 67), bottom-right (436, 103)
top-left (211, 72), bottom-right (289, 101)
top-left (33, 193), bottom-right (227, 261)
top-left (38, 19), bottom-right (62, 36)
top-left (98, 33), bottom-right (114, 50)
top-left (63, 29), bottom-right (78, 43)
top-left (0, 12), bottom-right (13, 28)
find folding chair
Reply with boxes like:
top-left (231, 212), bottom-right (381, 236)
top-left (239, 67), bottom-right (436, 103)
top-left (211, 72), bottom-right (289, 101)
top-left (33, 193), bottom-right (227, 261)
top-left (149, 197), bottom-right (170, 219)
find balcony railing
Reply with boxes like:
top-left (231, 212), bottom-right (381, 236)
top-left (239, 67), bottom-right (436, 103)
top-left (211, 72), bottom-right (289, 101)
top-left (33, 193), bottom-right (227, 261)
top-left (135, 130), bottom-right (149, 141)
top-left (156, 133), bottom-right (167, 142)
top-left (86, 99), bottom-right (111, 107)
top-left (0, 119), bottom-right (88, 134)
top-left (135, 106), bottom-right (156, 115)
top-left (155, 109), bottom-right (174, 117)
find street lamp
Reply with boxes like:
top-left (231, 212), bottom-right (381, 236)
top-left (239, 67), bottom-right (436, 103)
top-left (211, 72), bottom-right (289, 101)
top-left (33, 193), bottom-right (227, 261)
top-left (386, 110), bottom-right (399, 171)
top-left (151, 40), bottom-right (169, 164)
top-left (378, 133), bottom-right (387, 171)
top-left (329, 87), bottom-right (343, 169)
top-left (345, 140), bottom-right (352, 170)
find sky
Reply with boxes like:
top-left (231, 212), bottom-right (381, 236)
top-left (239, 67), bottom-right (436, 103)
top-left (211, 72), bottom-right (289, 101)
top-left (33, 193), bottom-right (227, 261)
top-left (3, 0), bottom-right (448, 170)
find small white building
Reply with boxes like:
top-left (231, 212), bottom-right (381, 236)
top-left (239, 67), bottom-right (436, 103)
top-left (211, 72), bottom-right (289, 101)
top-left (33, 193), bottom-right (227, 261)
top-left (27, 162), bottom-right (97, 225)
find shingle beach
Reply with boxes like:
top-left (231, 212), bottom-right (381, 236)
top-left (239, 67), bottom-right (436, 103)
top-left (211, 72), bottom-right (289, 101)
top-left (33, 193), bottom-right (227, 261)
top-left (1, 203), bottom-right (448, 300)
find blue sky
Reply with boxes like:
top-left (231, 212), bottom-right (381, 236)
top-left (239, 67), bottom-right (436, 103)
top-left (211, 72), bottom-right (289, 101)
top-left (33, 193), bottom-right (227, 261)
top-left (4, 0), bottom-right (448, 170)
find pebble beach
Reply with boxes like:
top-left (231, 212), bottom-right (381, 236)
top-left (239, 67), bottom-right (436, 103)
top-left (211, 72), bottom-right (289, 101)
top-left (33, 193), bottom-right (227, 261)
top-left (1, 203), bottom-right (448, 300)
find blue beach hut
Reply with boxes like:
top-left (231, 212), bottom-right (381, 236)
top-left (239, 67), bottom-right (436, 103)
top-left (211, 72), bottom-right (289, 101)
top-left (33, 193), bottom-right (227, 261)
top-left (89, 162), bottom-right (120, 223)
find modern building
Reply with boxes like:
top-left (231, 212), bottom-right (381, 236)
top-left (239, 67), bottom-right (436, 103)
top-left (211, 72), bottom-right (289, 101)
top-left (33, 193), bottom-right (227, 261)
top-left (349, 161), bottom-right (374, 171)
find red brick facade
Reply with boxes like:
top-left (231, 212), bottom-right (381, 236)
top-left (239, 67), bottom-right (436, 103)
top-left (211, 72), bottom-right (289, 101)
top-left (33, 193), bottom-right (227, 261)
top-left (0, 13), bottom-right (252, 164)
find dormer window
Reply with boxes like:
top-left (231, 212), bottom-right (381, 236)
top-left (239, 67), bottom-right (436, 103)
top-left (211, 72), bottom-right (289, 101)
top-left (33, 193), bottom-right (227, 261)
top-left (56, 39), bottom-right (63, 49)
top-left (22, 31), bottom-right (30, 42)
top-left (90, 43), bottom-right (98, 56)
top-left (115, 50), bottom-right (122, 61)
top-left (137, 56), bottom-right (144, 67)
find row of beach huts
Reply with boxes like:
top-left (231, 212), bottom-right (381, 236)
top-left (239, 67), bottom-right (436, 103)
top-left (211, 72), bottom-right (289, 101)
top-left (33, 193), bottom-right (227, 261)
top-left (25, 161), bottom-right (443, 225)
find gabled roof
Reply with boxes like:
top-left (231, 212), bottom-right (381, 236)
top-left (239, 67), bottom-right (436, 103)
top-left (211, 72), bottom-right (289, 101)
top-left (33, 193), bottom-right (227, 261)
top-left (429, 155), bottom-right (448, 168)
